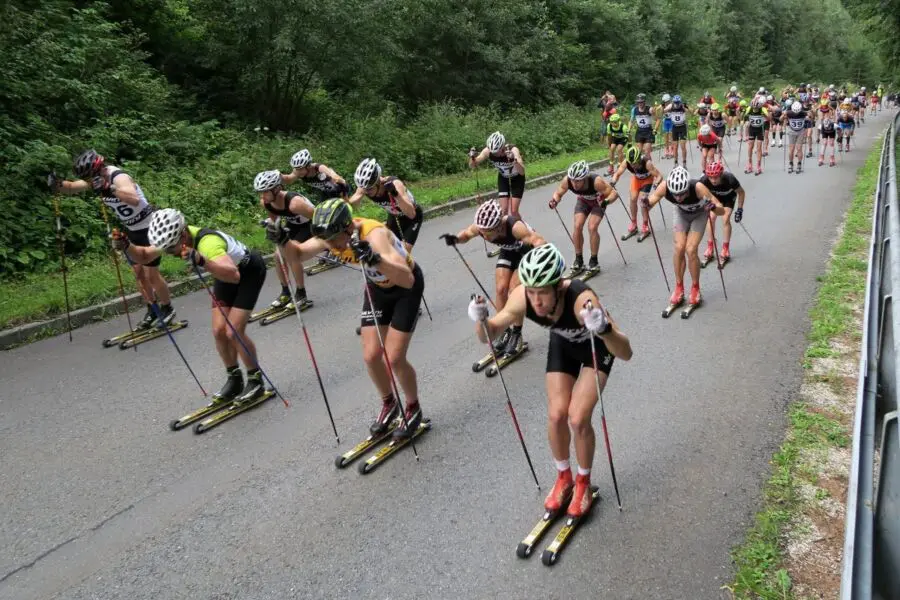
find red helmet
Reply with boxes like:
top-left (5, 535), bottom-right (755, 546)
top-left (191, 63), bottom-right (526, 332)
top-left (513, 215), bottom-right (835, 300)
top-left (705, 161), bottom-right (724, 177)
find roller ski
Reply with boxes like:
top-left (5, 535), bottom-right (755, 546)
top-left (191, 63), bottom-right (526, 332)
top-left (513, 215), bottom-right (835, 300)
top-left (103, 304), bottom-right (178, 348)
top-left (540, 484), bottom-right (600, 566)
top-left (486, 329), bottom-right (528, 377)
top-left (636, 223), bottom-right (651, 243)
top-left (358, 401), bottom-right (430, 474)
top-left (249, 292), bottom-right (290, 323)
top-left (472, 327), bottom-right (512, 372)
top-left (487, 248), bottom-right (501, 258)
top-left (681, 284), bottom-right (702, 319)
top-left (662, 283), bottom-right (684, 318)
top-left (517, 471), bottom-right (574, 559)
top-left (620, 221), bottom-right (639, 241)
top-left (304, 253), bottom-right (340, 276)
top-left (575, 257), bottom-right (601, 282)
top-left (260, 292), bottom-right (313, 326)
top-left (718, 243), bottom-right (731, 269)
top-left (118, 316), bottom-right (188, 350)
top-left (563, 256), bottom-right (584, 279)
top-left (170, 368), bottom-right (243, 431)
top-left (193, 372), bottom-right (275, 434)
top-left (335, 398), bottom-right (400, 468)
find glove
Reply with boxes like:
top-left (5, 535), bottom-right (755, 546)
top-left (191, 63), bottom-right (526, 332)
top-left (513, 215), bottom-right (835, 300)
top-left (264, 219), bottom-right (290, 245)
top-left (468, 147), bottom-right (477, 158)
top-left (467, 296), bottom-right (489, 322)
top-left (351, 239), bottom-right (381, 265)
top-left (110, 229), bottom-right (130, 252)
top-left (182, 246), bottom-right (206, 267)
top-left (548, 198), bottom-right (559, 209)
top-left (47, 172), bottom-right (61, 192)
top-left (91, 175), bottom-right (110, 194)
top-left (734, 207), bottom-right (743, 222)
top-left (580, 305), bottom-right (611, 334)
top-left (440, 233), bottom-right (459, 246)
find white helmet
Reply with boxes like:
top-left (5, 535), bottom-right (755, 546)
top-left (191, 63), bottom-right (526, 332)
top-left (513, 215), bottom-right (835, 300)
top-left (730, 86), bottom-right (737, 92)
top-left (666, 166), bottom-right (690, 195)
top-left (253, 170), bottom-right (282, 192)
top-left (354, 158), bottom-right (381, 189)
top-left (791, 101), bottom-right (802, 112)
top-left (758, 87), bottom-right (765, 92)
top-left (290, 149), bottom-right (311, 169)
top-left (486, 131), bottom-right (505, 153)
top-left (861, 86), bottom-right (866, 91)
top-left (699, 124), bottom-right (711, 136)
top-left (567, 160), bottom-right (590, 180)
top-left (661, 93), bottom-right (671, 102)
top-left (697, 102), bottom-right (707, 109)
top-left (767, 95), bottom-right (774, 101)
top-left (829, 84), bottom-right (835, 90)
top-left (148, 208), bottom-right (186, 250)
top-left (474, 200), bottom-right (503, 230)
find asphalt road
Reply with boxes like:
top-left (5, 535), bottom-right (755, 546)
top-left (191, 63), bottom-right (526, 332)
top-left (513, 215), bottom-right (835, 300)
top-left (1, 111), bottom-right (891, 600)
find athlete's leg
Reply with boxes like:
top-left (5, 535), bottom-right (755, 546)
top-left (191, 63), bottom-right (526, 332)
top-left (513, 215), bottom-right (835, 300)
top-left (494, 266), bottom-right (514, 311)
top-left (384, 327), bottom-right (418, 405)
top-left (587, 212), bottom-right (602, 258)
top-left (131, 264), bottom-right (154, 303)
top-left (569, 368), bottom-right (606, 471)
top-left (673, 230), bottom-right (688, 285)
top-left (546, 372), bottom-right (576, 462)
top-left (572, 210), bottom-right (587, 256)
top-left (362, 324), bottom-right (394, 398)
top-left (145, 266), bottom-right (171, 305)
top-left (722, 207), bottom-right (733, 244)
top-left (686, 229), bottom-right (704, 287)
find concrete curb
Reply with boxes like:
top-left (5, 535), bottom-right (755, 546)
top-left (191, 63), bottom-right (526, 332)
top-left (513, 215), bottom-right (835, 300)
top-left (0, 152), bottom-right (633, 349)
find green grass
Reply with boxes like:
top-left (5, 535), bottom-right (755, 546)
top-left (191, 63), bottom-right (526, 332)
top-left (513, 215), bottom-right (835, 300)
top-left (725, 133), bottom-right (880, 599)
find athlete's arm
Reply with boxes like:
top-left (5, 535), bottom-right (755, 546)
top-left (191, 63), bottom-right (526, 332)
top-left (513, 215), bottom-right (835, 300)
top-left (347, 187), bottom-right (366, 212)
top-left (595, 177), bottom-right (618, 204)
top-left (736, 185), bottom-right (746, 210)
top-left (573, 290), bottom-right (632, 361)
top-left (646, 181), bottom-right (667, 209)
top-left (282, 170), bottom-right (300, 185)
top-left (389, 179), bottom-right (417, 220)
top-left (122, 242), bottom-right (162, 265)
top-left (290, 236), bottom-right (331, 263)
top-left (453, 223), bottom-right (480, 244)
top-left (511, 220), bottom-right (545, 248)
top-left (367, 227), bottom-right (415, 288)
top-left (198, 253), bottom-right (241, 284)
top-left (287, 194), bottom-right (315, 220)
top-left (475, 285), bottom-right (526, 343)
top-left (695, 182), bottom-right (725, 215)
top-left (319, 164), bottom-right (346, 186)
top-left (109, 173), bottom-right (141, 207)
top-left (58, 179), bottom-right (91, 194)
top-left (610, 161), bottom-right (627, 184)
top-left (470, 147), bottom-right (490, 168)
top-left (647, 161), bottom-right (663, 186)
top-left (549, 179), bottom-right (569, 208)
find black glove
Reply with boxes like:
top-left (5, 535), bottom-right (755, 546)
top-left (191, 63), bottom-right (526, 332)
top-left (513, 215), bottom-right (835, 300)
top-left (264, 219), bottom-right (290, 245)
top-left (734, 207), bottom-right (743, 222)
top-left (184, 247), bottom-right (206, 267)
top-left (440, 233), bottom-right (458, 246)
top-left (91, 175), bottom-right (110, 194)
top-left (351, 239), bottom-right (381, 265)
top-left (47, 172), bottom-right (61, 192)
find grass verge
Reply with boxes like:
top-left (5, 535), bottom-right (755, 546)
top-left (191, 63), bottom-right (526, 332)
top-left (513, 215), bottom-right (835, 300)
top-left (724, 133), bottom-right (880, 598)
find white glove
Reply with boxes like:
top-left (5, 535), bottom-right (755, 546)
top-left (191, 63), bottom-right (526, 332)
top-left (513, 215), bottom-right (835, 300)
top-left (580, 306), bottom-right (609, 334)
top-left (468, 297), bottom-right (489, 322)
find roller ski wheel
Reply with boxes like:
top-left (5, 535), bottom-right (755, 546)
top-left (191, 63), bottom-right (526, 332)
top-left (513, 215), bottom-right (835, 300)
top-left (119, 320), bottom-right (189, 350)
top-left (576, 266), bottom-right (601, 282)
top-left (517, 485), bottom-right (574, 559)
top-left (636, 230), bottom-right (651, 242)
top-left (539, 486), bottom-right (601, 566)
top-left (169, 387), bottom-right (239, 431)
top-left (681, 289), bottom-right (702, 319)
top-left (193, 387), bottom-right (274, 434)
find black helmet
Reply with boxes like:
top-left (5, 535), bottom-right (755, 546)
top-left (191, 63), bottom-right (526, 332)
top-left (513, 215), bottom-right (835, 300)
top-left (311, 198), bottom-right (353, 239)
top-left (74, 149), bottom-right (104, 179)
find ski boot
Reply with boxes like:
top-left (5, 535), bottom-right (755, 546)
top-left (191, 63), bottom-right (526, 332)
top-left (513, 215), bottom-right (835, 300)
top-left (778, 139), bottom-right (783, 148)
top-left (213, 368), bottom-right (245, 404)
top-left (392, 400), bottom-right (423, 440)
top-left (565, 255), bottom-right (584, 278)
top-left (818, 156), bottom-right (824, 167)
top-left (566, 473), bottom-right (594, 518)
top-left (492, 327), bottom-right (512, 355)
top-left (770, 139), bottom-right (776, 147)
top-left (286, 289), bottom-right (313, 312)
top-left (796, 161), bottom-right (803, 174)
top-left (662, 282), bottom-right (684, 318)
top-left (788, 162), bottom-right (794, 174)
top-left (154, 303), bottom-right (176, 327)
top-left (233, 370), bottom-right (265, 406)
top-left (806, 150), bottom-right (813, 159)
top-left (755, 164), bottom-right (762, 176)
top-left (136, 305), bottom-right (157, 331)
top-left (702, 240), bottom-right (715, 266)
top-left (502, 326), bottom-right (524, 357)
top-left (744, 163), bottom-right (753, 174)
top-left (370, 396), bottom-right (400, 435)
top-left (720, 242), bottom-right (731, 267)
top-left (586, 255), bottom-right (600, 275)
top-left (829, 156), bottom-right (836, 167)
top-left (269, 292), bottom-right (290, 310)
top-left (545, 469), bottom-right (574, 512)
top-left (681, 283), bottom-right (702, 319)
top-left (637, 222), bottom-right (651, 242)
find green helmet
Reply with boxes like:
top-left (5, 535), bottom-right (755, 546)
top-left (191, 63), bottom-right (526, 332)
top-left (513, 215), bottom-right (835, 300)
top-left (625, 145), bottom-right (642, 164)
top-left (518, 243), bottom-right (565, 288)
top-left (311, 198), bottom-right (352, 239)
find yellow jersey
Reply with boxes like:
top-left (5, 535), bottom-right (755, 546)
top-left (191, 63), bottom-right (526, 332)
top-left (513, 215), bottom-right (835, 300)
top-left (329, 218), bottom-right (414, 288)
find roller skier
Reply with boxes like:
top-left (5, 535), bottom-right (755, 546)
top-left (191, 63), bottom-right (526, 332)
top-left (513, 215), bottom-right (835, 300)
top-left (611, 146), bottom-right (663, 242)
top-left (698, 162), bottom-right (745, 267)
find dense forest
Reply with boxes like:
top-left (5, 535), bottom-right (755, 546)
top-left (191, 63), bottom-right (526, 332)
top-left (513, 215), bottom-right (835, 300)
top-left (2, 0), bottom-right (897, 277)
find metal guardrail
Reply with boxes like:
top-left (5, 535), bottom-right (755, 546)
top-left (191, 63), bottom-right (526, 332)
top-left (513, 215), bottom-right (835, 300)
top-left (841, 111), bottom-right (900, 600)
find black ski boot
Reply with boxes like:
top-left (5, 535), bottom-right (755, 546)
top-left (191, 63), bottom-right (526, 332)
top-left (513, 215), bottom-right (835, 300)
top-left (370, 396), bottom-right (400, 435)
top-left (587, 256), bottom-right (600, 271)
top-left (233, 370), bottom-right (264, 406)
top-left (136, 305), bottom-right (156, 331)
top-left (213, 368), bottom-right (244, 404)
top-left (502, 326), bottom-right (524, 356)
top-left (154, 303), bottom-right (176, 327)
top-left (392, 400), bottom-right (423, 440)
top-left (566, 255), bottom-right (584, 278)
top-left (492, 327), bottom-right (512, 355)
top-left (287, 288), bottom-right (313, 311)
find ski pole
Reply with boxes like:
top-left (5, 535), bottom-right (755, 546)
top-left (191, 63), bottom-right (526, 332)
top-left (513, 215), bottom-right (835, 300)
top-left (474, 294), bottom-right (540, 490)
top-left (584, 299), bottom-right (622, 510)
top-left (147, 299), bottom-right (208, 397)
top-left (441, 237), bottom-right (496, 309)
top-left (52, 197), bottom-right (74, 341)
top-left (471, 163), bottom-right (492, 258)
top-left (553, 206), bottom-right (575, 246)
top-left (98, 203), bottom-right (138, 352)
top-left (602, 208), bottom-right (627, 266)
top-left (644, 201), bottom-right (671, 292)
top-left (607, 181), bottom-right (634, 223)
top-left (391, 214), bottom-right (432, 322)
top-left (275, 244), bottom-right (339, 443)
top-left (189, 259), bottom-right (289, 407)
top-left (738, 220), bottom-right (757, 245)
top-left (706, 211), bottom-right (728, 300)
top-left (357, 250), bottom-right (419, 461)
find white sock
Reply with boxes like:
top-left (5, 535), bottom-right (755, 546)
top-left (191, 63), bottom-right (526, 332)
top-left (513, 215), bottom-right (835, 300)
top-left (577, 466), bottom-right (591, 477)
top-left (554, 459), bottom-right (570, 472)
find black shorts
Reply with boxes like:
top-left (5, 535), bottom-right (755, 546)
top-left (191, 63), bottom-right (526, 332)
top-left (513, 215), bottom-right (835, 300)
top-left (546, 333), bottom-right (614, 378)
top-left (712, 126), bottom-right (726, 137)
top-left (635, 128), bottom-right (654, 143)
top-left (212, 251), bottom-right (266, 311)
top-left (719, 196), bottom-right (736, 210)
top-left (309, 182), bottom-right (351, 204)
top-left (361, 263), bottom-right (424, 333)
top-left (763, 120), bottom-right (770, 131)
top-left (821, 130), bottom-right (836, 139)
top-left (726, 108), bottom-right (737, 117)
top-left (672, 125), bottom-right (688, 141)
top-left (286, 220), bottom-right (312, 243)
top-left (700, 143), bottom-right (718, 150)
top-left (498, 173), bottom-right (526, 198)
top-left (609, 136), bottom-right (628, 146)
top-left (126, 227), bottom-right (161, 267)
top-left (388, 205), bottom-right (423, 246)
top-left (496, 248), bottom-right (525, 271)
top-left (747, 127), bottom-right (764, 141)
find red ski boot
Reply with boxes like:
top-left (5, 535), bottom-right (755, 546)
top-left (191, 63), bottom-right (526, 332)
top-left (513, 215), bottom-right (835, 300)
top-left (689, 283), bottom-right (702, 306)
top-left (566, 473), bottom-right (594, 518)
top-left (545, 469), bottom-right (574, 512)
